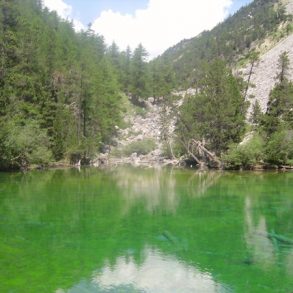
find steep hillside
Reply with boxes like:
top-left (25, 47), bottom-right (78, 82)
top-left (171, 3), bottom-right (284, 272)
top-left (97, 97), bottom-right (181, 167)
top-left (241, 0), bottom-right (293, 117)
top-left (141, 0), bottom-right (293, 169)
top-left (153, 0), bottom-right (292, 88)
top-left (242, 33), bottom-right (293, 116)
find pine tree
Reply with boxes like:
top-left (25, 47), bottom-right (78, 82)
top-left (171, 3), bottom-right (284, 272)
top-left (263, 52), bottom-right (293, 135)
top-left (276, 51), bottom-right (289, 84)
top-left (177, 60), bottom-right (247, 155)
top-left (244, 51), bottom-right (259, 100)
top-left (150, 57), bottom-right (175, 98)
top-left (250, 100), bottom-right (262, 125)
top-left (0, 0), bottom-right (123, 169)
top-left (130, 44), bottom-right (151, 105)
top-left (262, 52), bottom-right (293, 164)
top-left (120, 46), bottom-right (132, 94)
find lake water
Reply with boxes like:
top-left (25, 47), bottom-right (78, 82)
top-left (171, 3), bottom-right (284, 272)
top-left (0, 167), bottom-right (293, 293)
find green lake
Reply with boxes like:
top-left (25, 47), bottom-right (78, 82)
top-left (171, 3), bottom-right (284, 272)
top-left (0, 167), bottom-right (293, 293)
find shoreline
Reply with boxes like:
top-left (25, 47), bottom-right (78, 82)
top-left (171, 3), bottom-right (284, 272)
top-left (1, 159), bottom-right (292, 173)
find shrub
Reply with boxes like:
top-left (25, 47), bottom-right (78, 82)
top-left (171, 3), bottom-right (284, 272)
top-left (161, 141), bottom-right (184, 159)
top-left (122, 138), bottom-right (156, 156)
top-left (0, 120), bottom-right (52, 170)
top-left (265, 130), bottom-right (293, 165)
top-left (223, 133), bottom-right (264, 169)
top-left (134, 106), bottom-right (147, 118)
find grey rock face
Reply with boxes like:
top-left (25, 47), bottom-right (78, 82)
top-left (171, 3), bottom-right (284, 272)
top-left (242, 0), bottom-right (293, 118)
top-left (242, 33), bottom-right (293, 118)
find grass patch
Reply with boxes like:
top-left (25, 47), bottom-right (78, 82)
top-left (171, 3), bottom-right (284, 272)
top-left (134, 106), bottom-right (147, 118)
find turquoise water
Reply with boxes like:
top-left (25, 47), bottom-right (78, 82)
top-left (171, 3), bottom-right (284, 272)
top-left (0, 167), bottom-right (293, 292)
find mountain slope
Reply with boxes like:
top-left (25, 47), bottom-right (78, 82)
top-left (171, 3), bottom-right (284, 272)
top-left (153, 0), bottom-right (292, 88)
top-left (241, 0), bottom-right (293, 116)
top-left (242, 33), bottom-right (293, 116)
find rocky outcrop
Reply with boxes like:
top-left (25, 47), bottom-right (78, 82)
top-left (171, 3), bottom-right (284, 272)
top-left (242, 0), bottom-right (293, 118)
top-left (284, 0), bottom-right (293, 14)
top-left (117, 99), bottom-right (162, 148)
top-left (242, 33), bottom-right (293, 118)
top-left (97, 97), bottom-right (182, 168)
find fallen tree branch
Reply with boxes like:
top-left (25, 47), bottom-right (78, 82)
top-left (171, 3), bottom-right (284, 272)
top-left (190, 139), bottom-right (222, 167)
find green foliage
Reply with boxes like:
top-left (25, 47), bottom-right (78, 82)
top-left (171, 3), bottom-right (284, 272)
top-left (161, 141), bottom-right (184, 159)
top-left (264, 130), bottom-right (293, 165)
top-left (121, 46), bottom-right (132, 94)
top-left (177, 60), bottom-right (247, 155)
top-left (150, 57), bottom-right (175, 98)
top-left (262, 82), bottom-right (293, 134)
top-left (0, 0), bottom-right (123, 169)
top-left (260, 52), bottom-right (293, 165)
top-left (250, 100), bottom-right (262, 125)
top-left (223, 133), bottom-right (264, 169)
top-left (263, 55), bottom-right (293, 126)
top-left (107, 44), bottom-right (154, 102)
top-left (129, 44), bottom-right (151, 104)
top-left (120, 139), bottom-right (156, 156)
top-left (286, 22), bottom-right (293, 35)
top-left (276, 51), bottom-right (290, 84)
top-left (0, 0), bottom-right (290, 170)
top-left (0, 120), bottom-right (52, 169)
top-left (134, 105), bottom-right (147, 117)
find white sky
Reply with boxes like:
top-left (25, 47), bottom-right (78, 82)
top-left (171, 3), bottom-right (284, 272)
top-left (92, 249), bottom-right (223, 292)
top-left (43, 0), bottom-right (86, 31)
top-left (43, 0), bottom-right (233, 59)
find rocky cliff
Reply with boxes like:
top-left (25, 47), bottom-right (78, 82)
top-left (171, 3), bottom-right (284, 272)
top-left (242, 0), bottom-right (293, 117)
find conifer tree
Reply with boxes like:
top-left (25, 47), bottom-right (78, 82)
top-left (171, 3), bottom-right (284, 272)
top-left (262, 52), bottom-right (293, 164)
top-left (177, 60), bottom-right (247, 155)
top-left (250, 100), bottom-right (262, 125)
top-left (130, 44), bottom-right (150, 105)
top-left (0, 0), bottom-right (123, 169)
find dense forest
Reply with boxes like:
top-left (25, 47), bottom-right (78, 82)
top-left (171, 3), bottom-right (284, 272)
top-left (0, 0), bottom-right (292, 171)
top-left (0, 0), bottom-right (168, 170)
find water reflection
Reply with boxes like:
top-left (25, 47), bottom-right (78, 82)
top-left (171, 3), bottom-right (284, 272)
top-left (113, 168), bottom-right (178, 213)
top-left (112, 168), bottom-right (222, 213)
top-left (244, 195), bottom-right (293, 275)
top-left (244, 197), bottom-right (275, 267)
top-left (186, 171), bottom-right (222, 197)
top-left (1, 169), bottom-right (293, 293)
top-left (63, 248), bottom-right (226, 293)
